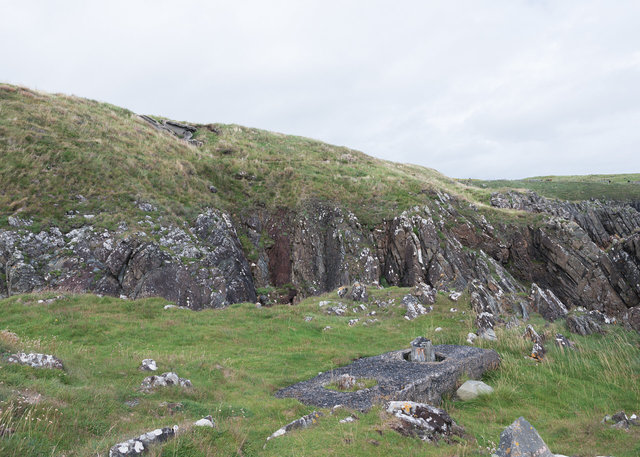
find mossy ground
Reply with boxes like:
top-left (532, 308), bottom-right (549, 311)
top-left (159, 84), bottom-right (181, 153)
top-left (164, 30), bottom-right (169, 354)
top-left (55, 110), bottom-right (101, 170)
top-left (0, 289), bottom-right (638, 456)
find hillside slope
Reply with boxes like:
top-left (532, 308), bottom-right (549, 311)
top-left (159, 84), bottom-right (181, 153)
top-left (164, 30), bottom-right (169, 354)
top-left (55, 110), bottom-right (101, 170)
top-left (1, 84), bottom-right (640, 322)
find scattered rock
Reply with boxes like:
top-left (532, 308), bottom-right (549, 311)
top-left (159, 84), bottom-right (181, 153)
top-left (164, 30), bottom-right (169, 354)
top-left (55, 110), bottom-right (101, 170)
top-left (449, 291), bottom-right (462, 301)
top-left (435, 327), bottom-right (443, 332)
top-left (495, 417), bottom-right (553, 457)
top-left (135, 201), bottom-right (157, 212)
top-left (318, 300), bottom-right (331, 307)
top-left (140, 372), bottom-right (191, 392)
top-left (601, 410), bottom-right (639, 429)
top-left (450, 307), bottom-right (458, 313)
top-left (476, 311), bottom-right (495, 333)
top-left (208, 185), bottom-right (217, 193)
top-left (194, 415), bottom-right (215, 427)
top-left (478, 328), bottom-right (497, 341)
top-left (403, 294), bottom-right (432, 320)
top-left (326, 304), bottom-right (346, 316)
top-left (386, 401), bottom-right (465, 442)
top-left (109, 425), bottom-right (178, 457)
top-left (554, 333), bottom-right (575, 350)
top-left (124, 399), bottom-right (140, 408)
top-left (350, 282), bottom-right (368, 302)
top-left (7, 352), bottom-right (64, 370)
top-left (348, 318), bottom-right (359, 326)
top-left (337, 286), bottom-right (348, 298)
top-left (8, 216), bottom-right (33, 227)
top-left (523, 325), bottom-right (545, 361)
top-left (335, 374), bottom-right (356, 390)
top-left (140, 359), bottom-right (157, 371)
top-left (466, 333), bottom-right (478, 344)
top-left (265, 411), bottom-right (323, 447)
top-left (456, 380), bottom-right (494, 400)
top-left (339, 415), bottom-right (359, 423)
top-left (412, 282), bottom-right (436, 305)
top-left (530, 283), bottom-right (569, 322)
top-left (566, 314), bottom-right (604, 336)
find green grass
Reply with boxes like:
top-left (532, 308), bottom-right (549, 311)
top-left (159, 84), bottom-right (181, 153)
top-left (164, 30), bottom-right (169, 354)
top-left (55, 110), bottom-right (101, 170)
top-left (0, 84), bottom-right (477, 231)
top-left (324, 378), bottom-right (378, 392)
top-left (464, 174), bottom-right (640, 203)
top-left (0, 290), bottom-right (638, 456)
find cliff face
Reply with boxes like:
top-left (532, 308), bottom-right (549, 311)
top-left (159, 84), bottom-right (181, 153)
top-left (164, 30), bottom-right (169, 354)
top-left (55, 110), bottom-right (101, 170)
top-left (1, 190), bottom-right (639, 324)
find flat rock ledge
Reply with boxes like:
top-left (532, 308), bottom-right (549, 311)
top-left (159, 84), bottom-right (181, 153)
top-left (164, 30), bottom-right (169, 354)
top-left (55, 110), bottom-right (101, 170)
top-left (275, 344), bottom-right (500, 411)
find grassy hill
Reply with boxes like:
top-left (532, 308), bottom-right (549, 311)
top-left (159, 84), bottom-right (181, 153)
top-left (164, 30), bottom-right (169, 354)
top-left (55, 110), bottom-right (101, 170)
top-left (463, 174), bottom-right (640, 203)
top-left (0, 291), bottom-right (638, 456)
top-left (0, 84), bottom-right (472, 231)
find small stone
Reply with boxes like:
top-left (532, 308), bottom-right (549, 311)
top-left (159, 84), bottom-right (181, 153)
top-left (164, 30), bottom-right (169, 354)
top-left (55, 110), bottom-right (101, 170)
top-left (208, 185), bottom-right (218, 193)
top-left (478, 328), bottom-right (497, 341)
top-left (466, 333), bottom-right (478, 344)
top-left (350, 282), bottom-right (368, 302)
top-left (194, 415), bottom-right (215, 427)
top-left (450, 307), bottom-right (458, 312)
top-left (140, 359), bottom-right (157, 371)
top-left (304, 316), bottom-right (313, 322)
top-left (337, 286), bottom-right (348, 298)
top-left (265, 411), bottom-right (323, 447)
top-left (348, 318), bottom-right (359, 326)
top-left (339, 415), bottom-right (359, 423)
top-left (449, 292), bottom-right (462, 301)
top-left (456, 380), bottom-right (494, 400)
top-left (140, 372), bottom-right (191, 391)
top-left (435, 327), bottom-right (443, 332)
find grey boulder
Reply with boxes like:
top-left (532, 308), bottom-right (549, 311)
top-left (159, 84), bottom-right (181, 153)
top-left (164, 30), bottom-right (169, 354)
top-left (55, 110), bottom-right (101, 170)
top-left (495, 417), bottom-right (553, 457)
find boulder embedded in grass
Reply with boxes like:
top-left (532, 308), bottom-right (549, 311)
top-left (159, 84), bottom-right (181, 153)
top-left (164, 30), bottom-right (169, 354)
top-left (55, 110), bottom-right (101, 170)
top-left (495, 417), bottom-right (553, 457)
top-left (7, 352), bottom-right (64, 370)
top-left (456, 380), bottom-right (494, 400)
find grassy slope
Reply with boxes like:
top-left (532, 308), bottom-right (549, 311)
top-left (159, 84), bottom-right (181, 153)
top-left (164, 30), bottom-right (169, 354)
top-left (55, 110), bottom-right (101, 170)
top-left (0, 291), bottom-right (638, 457)
top-left (464, 174), bottom-right (640, 203)
top-left (0, 84), bottom-right (472, 231)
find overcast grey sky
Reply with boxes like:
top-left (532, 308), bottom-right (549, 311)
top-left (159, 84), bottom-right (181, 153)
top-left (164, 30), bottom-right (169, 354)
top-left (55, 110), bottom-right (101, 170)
top-left (2, 1), bottom-right (639, 179)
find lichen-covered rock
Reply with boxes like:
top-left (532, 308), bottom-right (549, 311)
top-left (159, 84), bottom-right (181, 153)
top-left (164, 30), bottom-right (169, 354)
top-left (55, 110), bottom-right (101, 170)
top-left (413, 282), bottom-right (436, 305)
top-left (109, 425), bottom-right (178, 456)
top-left (523, 325), bottom-right (545, 361)
top-left (140, 372), bottom-right (191, 392)
top-left (495, 417), bottom-right (553, 457)
top-left (7, 352), bottom-right (63, 370)
top-left (530, 283), bottom-right (568, 321)
top-left (350, 282), bottom-right (368, 302)
top-left (402, 294), bottom-right (431, 320)
top-left (554, 333), bottom-right (575, 350)
top-left (140, 359), bottom-right (157, 371)
top-left (566, 314), bottom-right (604, 336)
top-left (386, 401), bottom-right (464, 442)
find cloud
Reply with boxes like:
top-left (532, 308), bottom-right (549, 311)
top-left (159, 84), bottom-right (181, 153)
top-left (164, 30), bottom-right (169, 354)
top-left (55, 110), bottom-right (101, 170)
top-left (1, 0), bottom-right (639, 179)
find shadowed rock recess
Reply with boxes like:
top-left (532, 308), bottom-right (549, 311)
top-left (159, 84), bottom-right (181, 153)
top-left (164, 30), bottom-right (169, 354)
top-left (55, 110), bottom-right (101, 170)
top-left (274, 344), bottom-right (500, 411)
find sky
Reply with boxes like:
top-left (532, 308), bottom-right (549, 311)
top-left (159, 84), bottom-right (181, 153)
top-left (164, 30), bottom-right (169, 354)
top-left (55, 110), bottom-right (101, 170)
top-left (1, 0), bottom-right (639, 179)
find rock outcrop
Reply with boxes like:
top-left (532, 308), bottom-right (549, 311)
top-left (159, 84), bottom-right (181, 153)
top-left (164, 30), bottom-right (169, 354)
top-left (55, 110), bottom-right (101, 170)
top-left (2, 189), bottom-right (640, 327)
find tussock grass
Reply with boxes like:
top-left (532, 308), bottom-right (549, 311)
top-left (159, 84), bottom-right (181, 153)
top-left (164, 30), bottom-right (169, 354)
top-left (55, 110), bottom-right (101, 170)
top-left (0, 291), bottom-right (638, 456)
